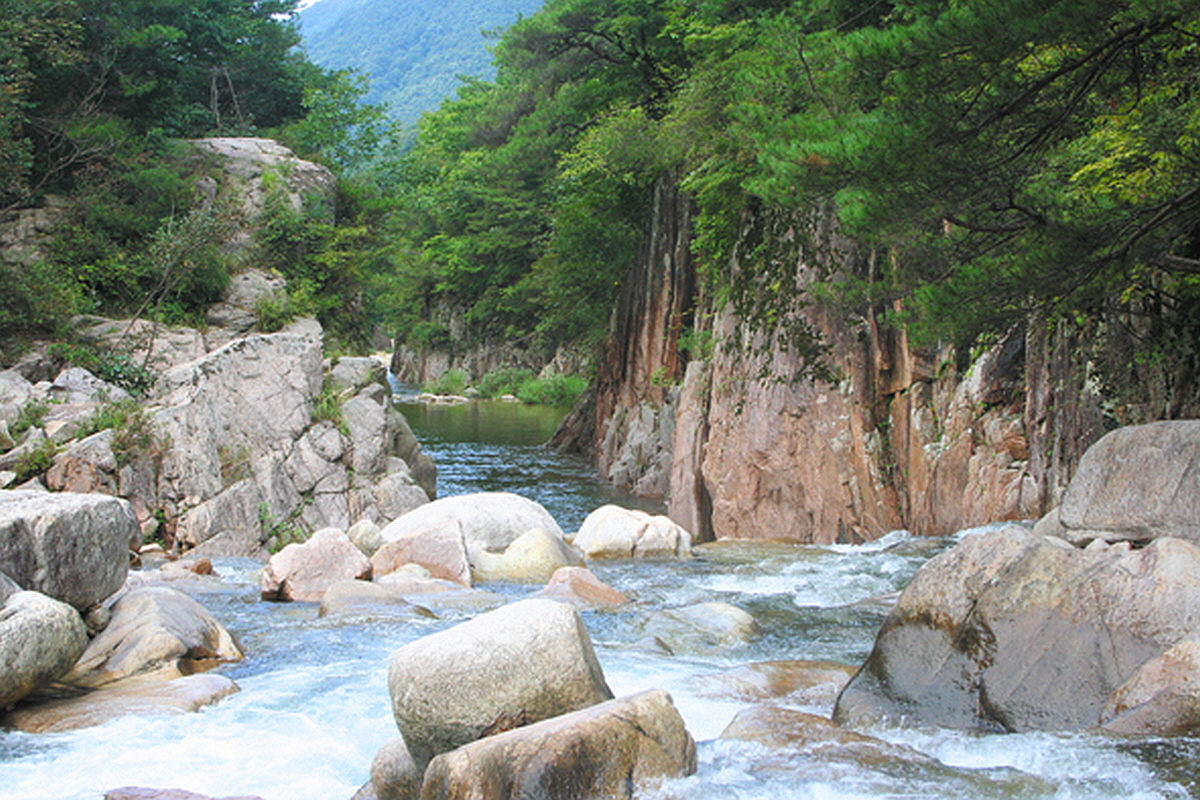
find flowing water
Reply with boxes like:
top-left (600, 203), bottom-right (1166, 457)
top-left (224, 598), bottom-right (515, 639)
top-left (1, 399), bottom-right (1197, 800)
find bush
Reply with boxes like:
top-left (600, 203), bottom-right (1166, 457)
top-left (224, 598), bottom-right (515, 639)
top-left (47, 343), bottom-right (157, 396)
top-left (14, 439), bottom-right (59, 483)
top-left (79, 399), bottom-right (159, 467)
top-left (475, 367), bottom-right (535, 399)
top-left (516, 373), bottom-right (588, 407)
top-left (423, 369), bottom-right (469, 396)
top-left (10, 400), bottom-right (50, 438)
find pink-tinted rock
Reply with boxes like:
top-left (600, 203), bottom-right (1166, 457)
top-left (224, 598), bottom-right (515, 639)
top-left (260, 528), bottom-right (372, 602)
top-left (370, 518), bottom-right (470, 587)
top-left (538, 566), bottom-right (627, 607)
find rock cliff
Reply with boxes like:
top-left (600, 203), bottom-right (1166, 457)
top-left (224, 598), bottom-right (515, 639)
top-left (572, 179), bottom-right (1112, 542)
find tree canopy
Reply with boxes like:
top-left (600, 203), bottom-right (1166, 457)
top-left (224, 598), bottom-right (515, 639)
top-left (371, 0), bottom-right (1200, 415)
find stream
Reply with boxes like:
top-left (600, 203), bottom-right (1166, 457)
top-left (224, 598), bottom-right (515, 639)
top-left (1, 398), bottom-right (1198, 799)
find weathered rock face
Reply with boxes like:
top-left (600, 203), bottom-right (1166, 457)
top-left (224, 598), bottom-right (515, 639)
top-left (0, 490), bottom-right (136, 610)
top-left (576, 181), bottom-right (1108, 542)
top-left (387, 597), bottom-right (613, 769)
top-left (420, 689), bottom-right (697, 800)
top-left (0, 590), bottom-right (89, 708)
top-left (833, 525), bottom-right (1200, 733)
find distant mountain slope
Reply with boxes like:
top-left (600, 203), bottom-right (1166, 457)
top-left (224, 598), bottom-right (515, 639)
top-left (297, 0), bottom-right (544, 125)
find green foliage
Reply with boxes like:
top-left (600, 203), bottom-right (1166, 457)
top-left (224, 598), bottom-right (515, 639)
top-left (0, 259), bottom-right (84, 342)
top-left (516, 373), bottom-right (587, 407)
top-left (47, 342), bottom-right (157, 396)
top-left (313, 379), bottom-right (350, 435)
top-left (14, 438), bottom-right (58, 483)
top-left (259, 501), bottom-right (309, 553)
top-left (78, 398), bottom-right (159, 467)
top-left (475, 367), bottom-right (536, 398)
top-left (422, 369), bottom-right (470, 396)
top-left (10, 400), bottom-right (50, 438)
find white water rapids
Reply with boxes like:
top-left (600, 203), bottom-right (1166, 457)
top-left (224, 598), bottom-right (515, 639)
top-left (1, 400), bottom-right (1196, 800)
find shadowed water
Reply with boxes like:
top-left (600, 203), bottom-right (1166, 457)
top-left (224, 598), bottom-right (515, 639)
top-left (1, 400), bottom-right (1195, 799)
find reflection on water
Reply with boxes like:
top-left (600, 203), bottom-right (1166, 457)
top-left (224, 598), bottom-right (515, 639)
top-left (1, 399), bottom-right (1197, 800)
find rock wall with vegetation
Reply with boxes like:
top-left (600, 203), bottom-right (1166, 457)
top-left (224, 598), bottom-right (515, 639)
top-left (577, 192), bottom-right (1116, 542)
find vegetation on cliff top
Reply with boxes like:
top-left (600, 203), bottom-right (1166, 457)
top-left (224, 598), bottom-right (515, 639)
top-left (367, 0), bottom-right (1200, 417)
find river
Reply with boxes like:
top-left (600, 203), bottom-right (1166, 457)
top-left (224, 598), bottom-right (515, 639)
top-left (1, 399), bottom-right (1196, 799)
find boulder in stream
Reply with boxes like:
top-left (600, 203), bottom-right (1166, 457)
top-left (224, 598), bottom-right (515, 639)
top-left (573, 505), bottom-right (693, 559)
top-left (0, 490), bottom-right (137, 610)
top-left (378, 492), bottom-right (564, 570)
top-left (387, 597), bottom-right (613, 768)
top-left (0, 589), bottom-right (88, 707)
top-left (1049, 420), bottom-right (1200, 546)
top-left (63, 586), bottom-right (243, 690)
top-left (834, 525), bottom-right (1200, 733)
top-left (260, 527), bottom-right (372, 602)
top-left (537, 566), bottom-right (628, 607)
top-left (471, 527), bottom-right (583, 584)
top-left (421, 689), bottom-right (696, 800)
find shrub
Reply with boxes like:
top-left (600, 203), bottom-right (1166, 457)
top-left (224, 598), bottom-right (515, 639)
top-left (313, 379), bottom-right (349, 436)
top-left (475, 367), bottom-right (535, 399)
top-left (516, 373), bottom-right (588, 407)
top-left (422, 369), bottom-right (469, 396)
top-left (11, 400), bottom-right (50, 438)
top-left (47, 342), bottom-right (157, 396)
top-left (79, 399), bottom-right (162, 468)
top-left (14, 439), bottom-right (59, 483)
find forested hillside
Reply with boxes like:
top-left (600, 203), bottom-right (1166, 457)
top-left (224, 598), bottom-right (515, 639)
top-left (0, 0), bottom-right (390, 358)
top-left (297, 0), bottom-right (545, 124)
top-left (377, 0), bottom-right (1200, 419)
top-left (4, 0), bottom-right (1199, 421)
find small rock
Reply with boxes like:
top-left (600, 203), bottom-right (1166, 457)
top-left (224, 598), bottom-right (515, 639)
top-left (537, 566), bottom-right (628, 607)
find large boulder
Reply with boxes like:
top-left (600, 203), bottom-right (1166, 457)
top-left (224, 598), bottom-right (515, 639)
top-left (63, 587), bottom-right (243, 690)
top-left (573, 505), bottom-right (692, 559)
top-left (378, 492), bottom-right (563, 569)
top-left (1055, 421), bottom-right (1200, 545)
top-left (471, 527), bottom-right (583, 584)
top-left (0, 590), bottom-right (88, 707)
top-left (260, 528), bottom-right (372, 602)
top-left (0, 490), bottom-right (137, 610)
top-left (388, 597), bottom-right (613, 768)
top-left (834, 525), bottom-right (1200, 733)
top-left (421, 690), bottom-right (696, 800)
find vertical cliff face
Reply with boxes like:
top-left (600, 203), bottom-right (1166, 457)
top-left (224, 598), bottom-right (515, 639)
top-left (583, 181), bottom-right (1109, 542)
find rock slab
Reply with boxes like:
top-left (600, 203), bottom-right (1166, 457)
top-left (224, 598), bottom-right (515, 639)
top-left (421, 689), bottom-right (696, 800)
